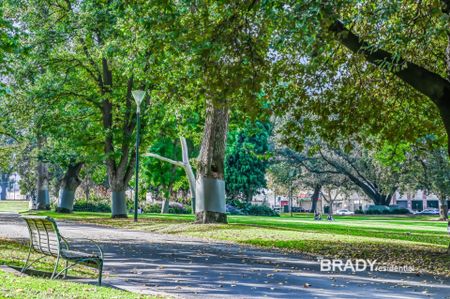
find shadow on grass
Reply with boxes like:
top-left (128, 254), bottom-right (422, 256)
top-left (228, 221), bottom-right (449, 246)
top-left (240, 238), bottom-right (450, 276)
top-left (0, 238), bottom-right (96, 278)
top-left (27, 210), bottom-right (449, 246)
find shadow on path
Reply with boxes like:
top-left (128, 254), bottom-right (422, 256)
top-left (1, 213), bottom-right (449, 299)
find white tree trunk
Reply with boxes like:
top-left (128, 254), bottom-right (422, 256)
top-left (144, 136), bottom-right (196, 213)
top-left (180, 137), bottom-right (196, 213)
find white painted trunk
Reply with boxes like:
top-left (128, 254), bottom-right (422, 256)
top-left (180, 137), bottom-right (196, 213)
top-left (144, 136), bottom-right (196, 214)
top-left (112, 191), bottom-right (127, 217)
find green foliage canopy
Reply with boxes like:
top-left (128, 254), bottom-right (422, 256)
top-left (225, 121), bottom-right (271, 201)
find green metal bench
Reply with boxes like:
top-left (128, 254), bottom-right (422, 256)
top-left (21, 215), bottom-right (104, 285)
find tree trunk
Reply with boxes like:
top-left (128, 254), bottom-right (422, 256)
top-left (439, 196), bottom-right (449, 221)
top-left (0, 173), bottom-right (9, 200)
top-left (328, 201), bottom-right (333, 215)
top-left (246, 188), bottom-right (253, 203)
top-left (56, 162), bottom-right (83, 213)
top-left (195, 101), bottom-right (229, 224)
top-left (372, 193), bottom-right (393, 206)
top-left (84, 176), bottom-right (91, 201)
top-left (111, 188), bottom-right (127, 217)
top-left (289, 187), bottom-right (293, 217)
top-left (99, 61), bottom-right (137, 218)
top-left (35, 161), bottom-right (50, 210)
top-left (180, 137), bottom-right (196, 213)
top-left (161, 183), bottom-right (173, 214)
top-left (310, 184), bottom-right (321, 212)
top-left (109, 159), bottom-right (134, 218)
top-left (161, 198), bottom-right (170, 214)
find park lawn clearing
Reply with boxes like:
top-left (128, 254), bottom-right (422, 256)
top-left (0, 200), bottom-right (29, 213)
top-left (28, 211), bottom-right (450, 276)
top-left (0, 269), bottom-right (155, 299)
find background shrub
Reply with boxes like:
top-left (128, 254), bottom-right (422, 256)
top-left (142, 203), bottom-right (162, 213)
top-left (226, 201), bottom-right (279, 217)
top-left (226, 204), bottom-right (244, 215)
top-left (246, 204), bottom-right (279, 216)
top-left (168, 202), bottom-right (192, 214)
top-left (363, 206), bottom-right (411, 215)
top-left (73, 198), bottom-right (111, 212)
top-left (141, 202), bottom-right (192, 214)
top-left (388, 208), bottom-right (411, 214)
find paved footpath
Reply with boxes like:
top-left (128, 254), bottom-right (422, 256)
top-left (1, 212), bottom-right (449, 299)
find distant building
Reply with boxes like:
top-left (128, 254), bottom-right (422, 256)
top-left (1, 173), bottom-right (25, 200)
top-left (252, 188), bottom-right (372, 212)
top-left (393, 191), bottom-right (448, 211)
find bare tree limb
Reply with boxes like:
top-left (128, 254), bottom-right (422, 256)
top-left (143, 153), bottom-right (185, 168)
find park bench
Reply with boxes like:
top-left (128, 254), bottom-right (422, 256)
top-left (20, 215), bottom-right (104, 285)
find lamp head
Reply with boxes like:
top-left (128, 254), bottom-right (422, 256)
top-left (132, 90), bottom-right (146, 112)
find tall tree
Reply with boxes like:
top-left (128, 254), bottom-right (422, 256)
top-left (177, 1), bottom-right (273, 223)
top-left (405, 140), bottom-right (450, 220)
top-left (267, 160), bottom-right (302, 211)
top-left (0, 136), bottom-right (15, 200)
top-left (225, 121), bottom-right (271, 202)
top-left (278, 140), bottom-right (405, 206)
top-left (270, 1), bottom-right (449, 156)
top-left (4, 1), bottom-right (166, 217)
top-left (143, 103), bottom-right (202, 214)
top-left (327, 2), bottom-right (450, 154)
top-left (0, 4), bottom-right (19, 95)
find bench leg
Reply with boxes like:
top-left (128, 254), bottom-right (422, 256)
top-left (97, 260), bottom-right (103, 286)
top-left (21, 247), bottom-right (32, 273)
top-left (51, 255), bottom-right (60, 279)
top-left (64, 260), bottom-right (69, 278)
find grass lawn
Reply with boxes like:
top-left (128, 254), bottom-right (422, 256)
top-left (0, 237), bottom-right (157, 298)
top-left (0, 200), bottom-right (29, 213)
top-left (0, 269), bottom-right (154, 298)
top-left (0, 203), bottom-right (158, 299)
top-left (26, 210), bottom-right (450, 277)
top-left (0, 238), bottom-right (95, 278)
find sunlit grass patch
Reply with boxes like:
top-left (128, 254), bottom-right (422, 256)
top-left (0, 200), bottom-right (29, 213)
top-left (0, 269), bottom-right (156, 299)
top-left (0, 238), bottom-right (95, 278)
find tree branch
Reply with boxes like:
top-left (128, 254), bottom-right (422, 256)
top-left (143, 153), bottom-right (185, 168)
top-left (317, 150), bottom-right (380, 200)
top-left (331, 149), bottom-right (378, 192)
top-left (329, 20), bottom-right (450, 105)
top-left (117, 77), bottom-right (135, 175)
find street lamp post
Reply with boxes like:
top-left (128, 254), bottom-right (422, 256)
top-left (132, 90), bottom-right (146, 222)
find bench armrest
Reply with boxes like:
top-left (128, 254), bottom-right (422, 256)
top-left (86, 238), bottom-right (104, 260)
top-left (60, 235), bottom-right (70, 250)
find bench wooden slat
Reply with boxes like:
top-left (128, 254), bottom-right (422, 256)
top-left (26, 218), bottom-right (60, 257)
